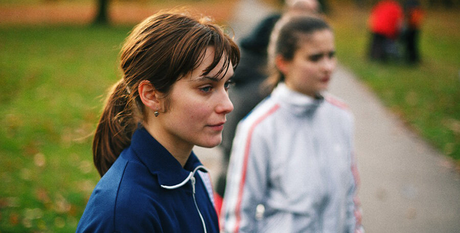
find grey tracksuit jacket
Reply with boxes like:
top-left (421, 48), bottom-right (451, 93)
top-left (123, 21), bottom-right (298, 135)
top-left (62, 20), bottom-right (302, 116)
top-left (221, 83), bottom-right (364, 233)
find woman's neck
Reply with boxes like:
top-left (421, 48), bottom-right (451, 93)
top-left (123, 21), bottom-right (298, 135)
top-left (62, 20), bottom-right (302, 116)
top-left (143, 121), bottom-right (192, 167)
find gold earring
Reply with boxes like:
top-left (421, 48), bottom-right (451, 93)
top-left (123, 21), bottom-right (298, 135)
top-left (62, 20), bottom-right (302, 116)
top-left (154, 111), bottom-right (159, 117)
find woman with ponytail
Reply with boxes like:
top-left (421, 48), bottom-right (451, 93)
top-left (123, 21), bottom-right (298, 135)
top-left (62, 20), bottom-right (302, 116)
top-left (221, 15), bottom-right (363, 232)
top-left (77, 10), bottom-right (239, 233)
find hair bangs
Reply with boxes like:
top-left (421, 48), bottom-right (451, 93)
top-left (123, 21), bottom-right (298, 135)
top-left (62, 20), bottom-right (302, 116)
top-left (201, 24), bottom-right (240, 80)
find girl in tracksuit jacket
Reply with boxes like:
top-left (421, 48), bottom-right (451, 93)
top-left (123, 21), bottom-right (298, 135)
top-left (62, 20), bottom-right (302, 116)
top-left (76, 11), bottom-right (240, 233)
top-left (221, 15), bottom-right (364, 233)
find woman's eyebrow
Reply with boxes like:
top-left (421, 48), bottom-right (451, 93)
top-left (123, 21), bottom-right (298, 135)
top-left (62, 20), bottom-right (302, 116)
top-left (192, 76), bottom-right (220, 82)
top-left (192, 68), bottom-right (234, 82)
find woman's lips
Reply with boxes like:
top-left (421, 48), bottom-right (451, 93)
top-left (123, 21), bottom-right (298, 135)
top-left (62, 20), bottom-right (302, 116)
top-left (208, 122), bottom-right (225, 131)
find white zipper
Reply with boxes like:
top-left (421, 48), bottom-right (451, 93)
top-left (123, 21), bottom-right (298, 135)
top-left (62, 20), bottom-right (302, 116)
top-left (191, 176), bottom-right (207, 233)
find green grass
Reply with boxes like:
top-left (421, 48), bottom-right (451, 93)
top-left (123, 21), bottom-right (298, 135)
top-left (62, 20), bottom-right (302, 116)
top-left (328, 3), bottom-right (460, 160)
top-left (0, 25), bottom-right (131, 232)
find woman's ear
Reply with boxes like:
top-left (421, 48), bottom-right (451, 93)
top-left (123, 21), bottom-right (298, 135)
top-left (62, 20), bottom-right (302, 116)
top-left (275, 54), bottom-right (290, 76)
top-left (138, 80), bottom-right (162, 112)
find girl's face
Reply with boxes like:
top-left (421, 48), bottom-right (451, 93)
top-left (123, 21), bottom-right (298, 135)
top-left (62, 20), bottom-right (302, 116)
top-left (280, 29), bottom-right (336, 97)
top-left (157, 47), bottom-right (234, 151)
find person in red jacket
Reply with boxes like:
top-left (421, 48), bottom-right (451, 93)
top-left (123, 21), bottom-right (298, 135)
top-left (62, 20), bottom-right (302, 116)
top-left (368, 0), bottom-right (404, 62)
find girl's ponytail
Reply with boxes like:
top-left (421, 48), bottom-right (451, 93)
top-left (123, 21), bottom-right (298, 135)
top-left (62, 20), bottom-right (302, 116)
top-left (92, 79), bottom-right (136, 177)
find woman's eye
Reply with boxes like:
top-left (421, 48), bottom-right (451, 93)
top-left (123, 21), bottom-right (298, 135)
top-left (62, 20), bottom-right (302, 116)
top-left (224, 80), bottom-right (235, 90)
top-left (200, 86), bottom-right (213, 93)
top-left (308, 54), bottom-right (323, 62)
top-left (328, 51), bottom-right (336, 58)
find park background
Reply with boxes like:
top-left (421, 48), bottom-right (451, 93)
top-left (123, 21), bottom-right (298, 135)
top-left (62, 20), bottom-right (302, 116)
top-left (0, 0), bottom-right (459, 232)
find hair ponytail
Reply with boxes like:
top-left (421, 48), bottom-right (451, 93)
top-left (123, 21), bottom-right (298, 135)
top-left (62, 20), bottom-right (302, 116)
top-left (92, 79), bottom-right (136, 176)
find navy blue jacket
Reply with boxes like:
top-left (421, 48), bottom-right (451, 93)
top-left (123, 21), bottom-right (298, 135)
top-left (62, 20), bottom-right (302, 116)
top-left (76, 127), bottom-right (219, 233)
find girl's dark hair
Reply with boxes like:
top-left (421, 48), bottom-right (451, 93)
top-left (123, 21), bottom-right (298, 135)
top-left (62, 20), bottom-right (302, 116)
top-left (93, 10), bottom-right (240, 176)
top-left (264, 14), bottom-right (331, 91)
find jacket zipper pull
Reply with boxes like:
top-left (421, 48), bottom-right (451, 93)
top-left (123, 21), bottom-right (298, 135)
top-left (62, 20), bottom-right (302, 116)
top-left (191, 176), bottom-right (196, 194)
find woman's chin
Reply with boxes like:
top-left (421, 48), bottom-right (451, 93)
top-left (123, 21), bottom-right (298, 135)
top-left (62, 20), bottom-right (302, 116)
top-left (196, 136), bottom-right (222, 148)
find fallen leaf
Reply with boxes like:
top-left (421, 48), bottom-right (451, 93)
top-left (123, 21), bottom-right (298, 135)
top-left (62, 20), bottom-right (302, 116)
top-left (34, 153), bottom-right (46, 167)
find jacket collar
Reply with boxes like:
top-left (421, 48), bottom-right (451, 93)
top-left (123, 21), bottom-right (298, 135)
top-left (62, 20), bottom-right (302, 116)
top-left (272, 82), bottom-right (324, 115)
top-left (130, 127), bottom-right (208, 189)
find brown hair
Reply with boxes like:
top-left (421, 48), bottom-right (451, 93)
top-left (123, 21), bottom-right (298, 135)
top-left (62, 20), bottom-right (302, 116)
top-left (93, 10), bottom-right (240, 176)
top-left (264, 14), bottom-right (331, 91)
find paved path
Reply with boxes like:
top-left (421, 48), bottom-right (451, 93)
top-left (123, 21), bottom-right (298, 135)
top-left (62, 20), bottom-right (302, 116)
top-left (196, 1), bottom-right (460, 232)
top-left (330, 66), bottom-right (460, 233)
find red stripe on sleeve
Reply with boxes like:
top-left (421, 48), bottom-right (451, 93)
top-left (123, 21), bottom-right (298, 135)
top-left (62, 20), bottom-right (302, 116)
top-left (233, 104), bottom-right (280, 232)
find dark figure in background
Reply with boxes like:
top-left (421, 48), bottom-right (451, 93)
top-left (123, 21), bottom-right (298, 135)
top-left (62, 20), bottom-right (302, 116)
top-left (402, 0), bottom-right (424, 64)
top-left (368, 0), bottom-right (403, 62)
top-left (216, 13), bottom-right (279, 198)
top-left (217, 0), bottom-right (320, 198)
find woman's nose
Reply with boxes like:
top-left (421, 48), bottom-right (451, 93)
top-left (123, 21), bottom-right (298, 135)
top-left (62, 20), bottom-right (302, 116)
top-left (216, 89), bottom-right (234, 114)
top-left (324, 57), bottom-right (337, 72)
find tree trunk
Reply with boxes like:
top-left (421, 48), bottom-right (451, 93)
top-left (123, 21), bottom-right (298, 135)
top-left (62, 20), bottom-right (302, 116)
top-left (93, 0), bottom-right (110, 25)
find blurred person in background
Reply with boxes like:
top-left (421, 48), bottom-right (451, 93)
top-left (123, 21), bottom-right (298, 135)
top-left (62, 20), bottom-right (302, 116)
top-left (368, 0), bottom-right (404, 62)
top-left (76, 10), bottom-right (239, 233)
top-left (402, 0), bottom-right (424, 64)
top-left (221, 14), bottom-right (363, 233)
top-left (217, 0), bottom-right (321, 200)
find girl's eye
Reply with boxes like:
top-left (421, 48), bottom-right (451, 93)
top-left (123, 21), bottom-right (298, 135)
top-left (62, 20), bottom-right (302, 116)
top-left (328, 51), bottom-right (336, 58)
top-left (199, 86), bottom-right (213, 93)
top-left (308, 54), bottom-right (323, 62)
top-left (224, 79), bottom-right (235, 90)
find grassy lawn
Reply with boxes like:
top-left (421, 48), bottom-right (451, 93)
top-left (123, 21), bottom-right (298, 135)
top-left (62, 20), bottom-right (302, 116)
top-left (328, 2), bottom-right (460, 161)
top-left (0, 25), bottom-right (131, 232)
top-left (0, 1), bottom-right (458, 232)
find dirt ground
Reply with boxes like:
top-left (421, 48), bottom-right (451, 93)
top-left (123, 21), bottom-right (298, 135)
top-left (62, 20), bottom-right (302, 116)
top-left (0, 1), bottom-right (237, 25)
